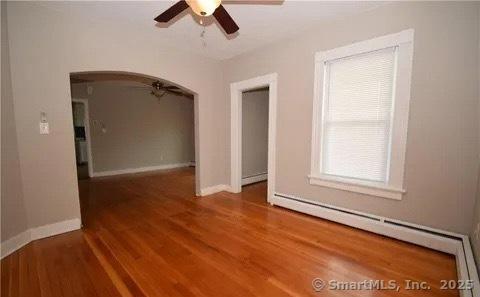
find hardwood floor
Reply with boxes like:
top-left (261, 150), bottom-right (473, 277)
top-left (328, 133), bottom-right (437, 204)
top-left (2, 167), bottom-right (459, 297)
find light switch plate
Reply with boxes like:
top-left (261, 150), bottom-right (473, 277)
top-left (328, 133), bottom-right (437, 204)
top-left (39, 122), bottom-right (49, 134)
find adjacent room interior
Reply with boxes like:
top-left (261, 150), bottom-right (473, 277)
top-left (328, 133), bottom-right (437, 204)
top-left (69, 71), bottom-right (197, 223)
top-left (2, 1), bottom-right (480, 297)
top-left (242, 87), bottom-right (269, 188)
top-left (69, 72), bottom-right (196, 178)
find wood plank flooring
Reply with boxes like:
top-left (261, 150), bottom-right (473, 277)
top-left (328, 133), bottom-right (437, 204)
top-left (1, 168), bottom-right (459, 297)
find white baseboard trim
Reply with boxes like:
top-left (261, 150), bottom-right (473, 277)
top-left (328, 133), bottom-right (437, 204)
top-left (461, 236), bottom-right (480, 296)
top-left (92, 162), bottom-right (191, 177)
top-left (271, 193), bottom-right (479, 297)
top-left (200, 184), bottom-right (232, 196)
top-left (30, 218), bottom-right (81, 240)
top-left (242, 173), bottom-right (267, 186)
top-left (0, 218), bottom-right (81, 259)
top-left (0, 230), bottom-right (31, 260)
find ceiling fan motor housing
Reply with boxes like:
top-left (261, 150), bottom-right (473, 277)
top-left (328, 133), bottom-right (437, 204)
top-left (187, 0), bottom-right (221, 17)
top-left (152, 81), bottom-right (162, 90)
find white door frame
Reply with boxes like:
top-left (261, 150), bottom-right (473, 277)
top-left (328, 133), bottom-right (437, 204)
top-left (193, 94), bottom-right (201, 196)
top-left (230, 73), bottom-right (278, 202)
top-left (72, 98), bottom-right (94, 177)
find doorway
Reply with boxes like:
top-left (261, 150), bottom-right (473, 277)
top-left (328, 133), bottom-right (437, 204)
top-left (71, 99), bottom-right (93, 179)
top-left (230, 73), bottom-right (278, 202)
top-left (69, 71), bottom-right (200, 195)
top-left (241, 87), bottom-right (269, 186)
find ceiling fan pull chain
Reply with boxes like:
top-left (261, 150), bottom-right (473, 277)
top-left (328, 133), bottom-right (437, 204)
top-left (200, 20), bottom-right (207, 48)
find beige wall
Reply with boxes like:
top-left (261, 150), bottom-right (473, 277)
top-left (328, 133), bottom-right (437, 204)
top-left (1, 2), bottom-right (28, 242)
top-left (224, 2), bottom-right (479, 234)
top-left (242, 89), bottom-right (269, 178)
top-left (5, 1), bottom-right (226, 234)
top-left (71, 82), bottom-right (194, 173)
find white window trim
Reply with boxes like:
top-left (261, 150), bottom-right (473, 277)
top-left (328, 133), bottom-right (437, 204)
top-left (310, 29), bottom-right (414, 200)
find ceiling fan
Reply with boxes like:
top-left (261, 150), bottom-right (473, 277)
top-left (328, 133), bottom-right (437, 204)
top-left (146, 80), bottom-right (193, 100)
top-left (154, 0), bottom-right (239, 35)
top-left (128, 80), bottom-right (192, 99)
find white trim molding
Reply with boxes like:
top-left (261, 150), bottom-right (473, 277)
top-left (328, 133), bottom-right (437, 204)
top-left (242, 173), bottom-right (268, 186)
top-left (271, 193), bottom-right (479, 297)
top-left (91, 162), bottom-right (192, 177)
top-left (310, 29), bottom-right (414, 200)
top-left (30, 218), bottom-right (81, 240)
top-left (0, 231), bottom-right (31, 260)
top-left (308, 174), bottom-right (405, 200)
top-left (230, 73), bottom-right (278, 202)
top-left (1, 218), bottom-right (81, 259)
top-left (200, 184), bottom-right (232, 196)
top-left (193, 93), bottom-right (201, 196)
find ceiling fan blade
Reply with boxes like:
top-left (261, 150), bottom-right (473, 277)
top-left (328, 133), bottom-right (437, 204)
top-left (129, 86), bottom-right (151, 89)
top-left (70, 77), bottom-right (92, 84)
top-left (167, 90), bottom-right (184, 96)
top-left (213, 5), bottom-right (239, 35)
top-left (165, 86), bottom-right (180, 90)
top-left (154, 1), bottom-right (189, 23)
top-left (167, 89), bottom-right (193, 98)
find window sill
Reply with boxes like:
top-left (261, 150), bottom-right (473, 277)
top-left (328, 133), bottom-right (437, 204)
top-left (308, 175), bottom-right (405, 200)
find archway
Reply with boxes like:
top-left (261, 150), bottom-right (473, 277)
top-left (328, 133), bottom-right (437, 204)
top-left (69, 71), bottom-right (201, 206)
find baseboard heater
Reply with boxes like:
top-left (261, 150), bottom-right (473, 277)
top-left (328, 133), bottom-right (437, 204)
top-left (271, 193), bottom-right (479, 297)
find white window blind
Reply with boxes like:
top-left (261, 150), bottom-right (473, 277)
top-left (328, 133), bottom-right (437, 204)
top-left (321, 47), bottom-right (397, 183)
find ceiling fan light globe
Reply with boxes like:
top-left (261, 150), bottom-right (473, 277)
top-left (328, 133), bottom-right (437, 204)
top-left (187, 0), bottom-right (221, 17)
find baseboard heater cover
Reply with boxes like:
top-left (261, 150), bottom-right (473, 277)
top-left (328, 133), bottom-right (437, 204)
top-left (271, 193), bottom-right (479, 297)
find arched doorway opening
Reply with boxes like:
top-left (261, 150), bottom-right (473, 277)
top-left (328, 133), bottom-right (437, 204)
top-left (69, 71), bottom-right (200, 224)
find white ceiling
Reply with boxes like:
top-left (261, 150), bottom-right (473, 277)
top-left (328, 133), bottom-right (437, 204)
top-left (35, 1), bottom-right (386, 60)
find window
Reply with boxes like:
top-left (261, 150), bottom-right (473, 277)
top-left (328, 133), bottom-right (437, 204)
top-left (310, 30), bottom-right (414, 200)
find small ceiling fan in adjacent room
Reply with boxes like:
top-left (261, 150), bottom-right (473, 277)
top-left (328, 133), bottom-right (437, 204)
top-left (154, 0), bottom-right (239, 35)
top-left (145, 80), bottom-right (193, 100)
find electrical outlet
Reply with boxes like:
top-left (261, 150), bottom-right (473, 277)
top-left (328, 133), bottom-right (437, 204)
top-left (39, 122), bottom-right (49, 134)
top-left (39, 111), bottom-right (49, 134)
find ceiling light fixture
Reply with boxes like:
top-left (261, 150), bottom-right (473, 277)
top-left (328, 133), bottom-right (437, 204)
top-left (154, 0), bottom-right (240, 35)
top-left (187, 0), bottom-right (221, 16)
